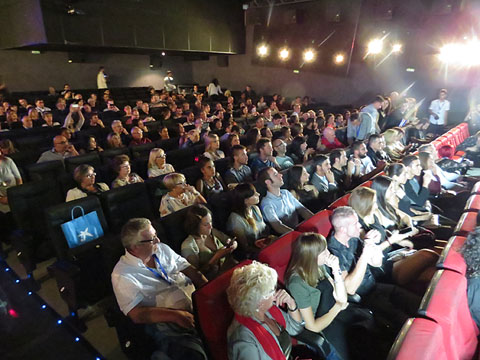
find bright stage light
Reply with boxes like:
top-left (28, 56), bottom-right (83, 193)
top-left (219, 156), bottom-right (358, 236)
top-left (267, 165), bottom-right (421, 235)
top-left (257, 44), bottom-right (269, 57)
top-left (367, 39), bottom-right (383, 55)
top-left (392, 43), bottom-right (402, 53)
top-left (303, 49), bottom-right (316, 63)
top-left (439, 40), bottom-right (480, 67)
top-left (279, 47), bottom-right (290, 61)
top-left (334, 53), bottom-right (345, 65)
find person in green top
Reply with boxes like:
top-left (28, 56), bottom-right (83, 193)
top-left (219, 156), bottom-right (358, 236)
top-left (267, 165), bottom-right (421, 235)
top-left (285, 233), bottom-right (374, 360)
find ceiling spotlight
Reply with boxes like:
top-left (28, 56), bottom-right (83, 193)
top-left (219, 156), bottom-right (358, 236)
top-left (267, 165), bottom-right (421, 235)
top-left (257, 44), bottom-right (269, 57)
top-left (303, 49), bottom-right (316, 63)
top-left (367, 39), bottom-right (383, 55)
top-left (68, 59), bottom-right (73, 63)
top-left (161, 51), bottom-right (166, 56)
top-left (279, 47), bottom-right (290, 61)
top-left (334, 53), bottom-right (345, 65)
top-left (392, 43), bottom-right (402, 53)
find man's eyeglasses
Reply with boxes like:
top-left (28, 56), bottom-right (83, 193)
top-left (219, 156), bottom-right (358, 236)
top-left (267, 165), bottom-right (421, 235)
top-left (55, 141), bottom-right (68, 145)
top-left (138, 235), bottom-right (159, 244)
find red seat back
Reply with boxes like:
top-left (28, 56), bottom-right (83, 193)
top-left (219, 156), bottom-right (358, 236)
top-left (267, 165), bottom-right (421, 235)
top-left (328, 194), bottom-right (351, 210)
top-left (418, 270), bottom-right (479, 359)
top-left (193, 260), bottom-right (252, 360)
top-left (296, 209), bottom-right (333, 237)
top-left (258, 231), bottom-right (301, 284)
top-left (437, 236), bottom-right (467, 275)
top-left (454, 212), bottom-right (478, 235)
top-left (465, 194), bottom-right (480, 211)
top-left (387, 318), bottom-right (447, 360)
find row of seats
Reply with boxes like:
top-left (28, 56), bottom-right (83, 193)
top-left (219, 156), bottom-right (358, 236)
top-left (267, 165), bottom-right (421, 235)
top-left (387, 178), bottom-right (480, 359)
top-left (431, 122), bottom-right (469, 152)
top-left (192, 123), bottom-right (479, 360)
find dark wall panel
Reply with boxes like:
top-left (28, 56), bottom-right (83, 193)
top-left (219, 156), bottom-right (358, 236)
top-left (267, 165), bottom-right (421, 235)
top-left (0, 0), bottom-right (47, 49)
top-left (36, 0), bottom-right (244, 54)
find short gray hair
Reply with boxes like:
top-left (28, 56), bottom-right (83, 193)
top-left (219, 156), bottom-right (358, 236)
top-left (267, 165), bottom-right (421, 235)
top-left (331, 206), bottom-right (356, 229)
top-left (120, 218), bottom-right (151, 249)
top-left (227, 261), bottom-right (277, 317)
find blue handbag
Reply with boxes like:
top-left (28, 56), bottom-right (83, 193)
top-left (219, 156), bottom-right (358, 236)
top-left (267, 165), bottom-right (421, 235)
top-left (61, 206), bottom-right (104, 249)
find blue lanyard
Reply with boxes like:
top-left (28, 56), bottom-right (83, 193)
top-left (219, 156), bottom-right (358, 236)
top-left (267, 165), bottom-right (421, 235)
top-left (146, 254), bottom-right (172, 285)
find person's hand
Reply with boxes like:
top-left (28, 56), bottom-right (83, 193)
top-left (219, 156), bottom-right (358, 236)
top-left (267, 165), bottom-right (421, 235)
top-left (347, 159), bottom-right (355, 173)
top-left (377, 160), bottom-right (387, 169)
top-left (172, 310), bottom-right (195, 329)
top-left (423, 171), bottom-right (434, 187)
top-left (324, 254), bottom-right (340, 271)
top-left (224, 239), bottom-right (238, 253)
top-left (397, 239), bottom-right (414, 249)
top-left (388, 230), bottom-right (405, 244)
top-left (122, 128), bottom-right (129, 135)
top-left (353, 158), bottom-right (362, 167)
top-left (0, 196), bottom-right (8, 205)
top-left (273, 289), bottom-right (296, 310)
top-left (185, 184), bottom-right (196, 193)
top-left (96, 119), bottom-right (105, 128)
top-left (305, 148), bottom-right (316, 157)
top-left (67, 144), bottom-right (78, 155)
top-left (434, 114), bottom-right (439, 120)
top-left (326, 169), bottom-right (335, 183)
top-left (364, 229), bottom-right (381, 244)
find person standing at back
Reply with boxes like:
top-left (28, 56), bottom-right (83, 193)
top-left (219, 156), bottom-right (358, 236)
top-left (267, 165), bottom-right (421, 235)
top-left (97, 66), bottom-right (108, 89)
top-left (428, 89), bottom-right (450, 137)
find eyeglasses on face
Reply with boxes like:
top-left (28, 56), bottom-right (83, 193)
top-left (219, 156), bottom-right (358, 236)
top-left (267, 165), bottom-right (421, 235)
top-left (138, 235), bottom-right (159, 244)
top-left (85, 172), bottom-right (96, 178)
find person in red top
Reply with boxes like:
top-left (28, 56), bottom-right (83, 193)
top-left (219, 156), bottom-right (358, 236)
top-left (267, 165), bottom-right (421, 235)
top-left (129, 126), bottom-right (152, 146)
top-left (320, 127), bottom-right (345, 151)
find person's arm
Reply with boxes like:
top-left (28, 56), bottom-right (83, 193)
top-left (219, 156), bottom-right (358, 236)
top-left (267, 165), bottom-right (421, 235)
top-left (75, 111), bottom-right (85, 132)
top-left (261, 202), bottom-right (294, 235)
top-left (181, 265), bottom-right (208, 288)
top-left (343, 247), bottom-right (372, 295)
top-left (128, 306), bottom-right (195, 327)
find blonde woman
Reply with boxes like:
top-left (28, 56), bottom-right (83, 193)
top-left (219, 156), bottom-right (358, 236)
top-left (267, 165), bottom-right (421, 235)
top-left (227, 261), bottom-right (306, 360)
top-left (159, 173), bottom-right (206, 217)
top-left (203, 133), bottom-right (225, 161)
top-left (147, 148), bottom-right (175, 178)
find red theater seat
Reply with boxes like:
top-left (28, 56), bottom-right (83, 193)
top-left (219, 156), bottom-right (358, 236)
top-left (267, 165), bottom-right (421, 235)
top-left (436, 236), bottom-right (467, 275)
top-left (465, 194), bottom-right (480, 212)
top-left (387, 318), bottom-right (447, 360)
top-left (193, 260), bottom-right (252, 360)
top-left (359, 180), bottom-right (373, 188)
top-left (296, 209), bottom-right (333, 237)
top-left (472, 181), bottom-right (480, 195)
top-left (328, 194), bottom-right (351, 210)
top-left (258, 231), bottom-right (301, 284)
top-left (418, 270), bottom-right (479, 360)
top-left (454, 211), bottom-right (478, 235)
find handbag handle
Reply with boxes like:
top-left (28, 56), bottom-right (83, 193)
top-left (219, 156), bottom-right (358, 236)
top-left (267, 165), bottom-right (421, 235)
top-left (70, 206), bottom-right (85, 220)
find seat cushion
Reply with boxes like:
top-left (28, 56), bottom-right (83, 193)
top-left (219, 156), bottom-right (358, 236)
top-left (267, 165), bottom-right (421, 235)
top-left (436, 236), bottom-right (467, 275)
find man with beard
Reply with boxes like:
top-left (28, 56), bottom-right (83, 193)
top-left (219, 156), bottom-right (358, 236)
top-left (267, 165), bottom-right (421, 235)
top-left (350, 141), bottom-right (385, 178)
top-left (330, 149), bottom-right (361, 194)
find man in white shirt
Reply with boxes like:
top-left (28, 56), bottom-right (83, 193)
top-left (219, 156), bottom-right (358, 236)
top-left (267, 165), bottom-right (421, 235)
top-left (97, 66), bottom-right (108, 89)
top-left (428, 89), bottom-right (450, 136)
top-left (164, 71), bottom-right (176, 93)
top-left (111, 218), bottom-right (208, 360)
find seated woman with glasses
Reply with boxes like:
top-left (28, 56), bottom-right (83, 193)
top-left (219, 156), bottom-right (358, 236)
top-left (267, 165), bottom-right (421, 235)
top-left (226, 183), bottom-right (273, 259)
top-left (147, 148), bottom-right (175, 178)
top-left (66, 164), bottom-right (109, 202)
top-left (160, 173), bottom-right (207, 217)
top-left (227, 261), bottom-right (317, 360)
top-left (111, 154), bottom-right (144, 188)
top-left (195, 156), bottom-right (226, 200)
top-left (106, 133), bottom-right (125, 149)
top-left (181, 205), bottom-right (237, 280)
